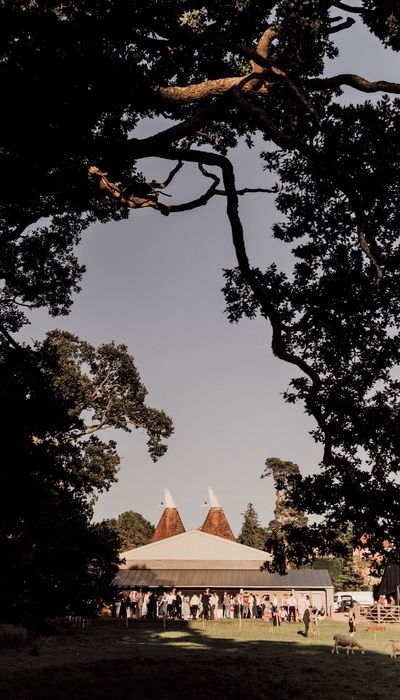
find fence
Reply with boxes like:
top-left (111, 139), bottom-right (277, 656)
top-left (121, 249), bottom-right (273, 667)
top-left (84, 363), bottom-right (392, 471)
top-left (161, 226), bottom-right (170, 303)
top-left (359, 603), bottom-right (400, 623)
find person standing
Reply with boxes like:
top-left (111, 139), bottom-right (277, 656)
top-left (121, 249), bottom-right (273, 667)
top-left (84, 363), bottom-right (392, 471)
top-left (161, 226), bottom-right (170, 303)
top-left (175, 591), bottom-right (183, 619)
top-left (298, 593), bottom-right (306, 621)
top-left (201, 588), bottom-right (211, 620)
top-left (190, 592), bottom-right (200, 619)
top-left (182, 595), bottom-right (190, 620)
top-left (167, 589), bottom-right (176, 618)
top-left (223, 592), bottom-right (231, 618)
top-left (248, 593), bottom-right (255, 619)
top-left (348, 606), bottom-right (356, 636)
top-left (288, 591), bottom-right (297, 622)
top-left (237, 590), bottom-right (244, 618)
top-left (147, 591), bottom-right (158, 619)
top-left (210, 591), bottom-right (219, 620)
top-left (159, 592), bottom-right (168, 618)
top-left (255, 593), bottom-right (262, 618)
top-left (243, 592), bottom-right (249, 618)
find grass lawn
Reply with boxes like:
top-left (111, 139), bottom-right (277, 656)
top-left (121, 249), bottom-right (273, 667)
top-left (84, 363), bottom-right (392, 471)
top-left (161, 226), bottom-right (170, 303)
top-left (1, 617), bottom-right (400, 699)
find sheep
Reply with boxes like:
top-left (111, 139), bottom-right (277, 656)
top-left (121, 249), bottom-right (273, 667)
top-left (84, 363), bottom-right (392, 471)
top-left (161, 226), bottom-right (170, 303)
top-left (332, 634), bottom-right (365, 654)
top-left (389, 640), bottom-right (400, 658)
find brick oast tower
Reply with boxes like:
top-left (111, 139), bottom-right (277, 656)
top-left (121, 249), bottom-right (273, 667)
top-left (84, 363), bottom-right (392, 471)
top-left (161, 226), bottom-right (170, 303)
top-left (198, 487), bottom-right (236, 541)
top-left (151, 487), bottom-right (186, 542)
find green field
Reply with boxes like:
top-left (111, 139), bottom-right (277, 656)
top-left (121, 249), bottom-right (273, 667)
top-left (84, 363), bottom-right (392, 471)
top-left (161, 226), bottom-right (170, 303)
top-left (1, 618), bottom-right (400, 699)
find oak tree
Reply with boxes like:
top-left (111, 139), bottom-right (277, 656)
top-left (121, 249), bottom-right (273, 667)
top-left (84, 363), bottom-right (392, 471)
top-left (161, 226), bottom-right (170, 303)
top-left (1, 2), bottom-right (400, 568)
top-left (105, 511), bottom-right (155, 552)
top-left (0, 331), bottom-right (172, 621)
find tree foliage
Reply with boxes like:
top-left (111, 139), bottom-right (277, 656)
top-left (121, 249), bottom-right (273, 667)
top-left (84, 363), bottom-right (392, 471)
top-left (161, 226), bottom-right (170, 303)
top-left (1, 2), bottom-right (400, 567)
top-left (105, 511), bottom-right (155, 552)
top-left (307, 523), bottom-right (370, 590)
top-left (237, 503), bottom-right (268, 550)
top-left (310, 554), bottom-right (366, 592)
top-left (262, 457), bottom-right (308, 571)
top-left (0, 331), bottom-right (172, 622)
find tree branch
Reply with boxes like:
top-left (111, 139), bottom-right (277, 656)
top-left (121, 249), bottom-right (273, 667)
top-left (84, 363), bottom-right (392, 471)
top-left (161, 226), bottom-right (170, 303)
top-left (216, 187), bottom-right (275, 196)
top-left (152, 160), bottom-right (183, 188)
top-left (328, 17), bottom-right (356, 33)
top-left (229, 90), bottom-right (391, 284)
top-left (127, 103), bottom-right (221, 158)
top-left (250, 27), bottom-right (279, 72)
top-left (157, 146), bottom-right (322, 392)
top-left (158, 75), bottom-right (272, 103)
top-left (307, 74), bottom-right (400, 95)
top-left (156, 27), bottom-right (319, 122)
top-left (169, 163), bottom-right (220, 213)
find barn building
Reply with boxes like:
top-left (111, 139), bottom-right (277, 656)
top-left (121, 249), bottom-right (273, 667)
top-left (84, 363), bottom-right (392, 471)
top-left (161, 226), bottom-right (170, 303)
top-left (115, 488), bottom-right (334, 611)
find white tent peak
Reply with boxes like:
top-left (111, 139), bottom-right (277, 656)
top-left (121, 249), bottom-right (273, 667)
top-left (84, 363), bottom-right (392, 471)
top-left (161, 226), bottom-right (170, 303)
top-left (162, 487), bottom-right (176, 509)
top-left (208, 486), bottom-right (221, 508)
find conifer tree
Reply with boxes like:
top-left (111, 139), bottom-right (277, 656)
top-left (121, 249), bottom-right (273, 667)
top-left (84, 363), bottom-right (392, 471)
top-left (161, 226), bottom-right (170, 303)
top-left (237, 503), bottom-right (267, 550)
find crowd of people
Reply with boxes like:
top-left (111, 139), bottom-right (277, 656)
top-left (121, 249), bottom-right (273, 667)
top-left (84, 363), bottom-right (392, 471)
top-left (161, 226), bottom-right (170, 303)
top-left (113, 588), bottom-right (325, 625)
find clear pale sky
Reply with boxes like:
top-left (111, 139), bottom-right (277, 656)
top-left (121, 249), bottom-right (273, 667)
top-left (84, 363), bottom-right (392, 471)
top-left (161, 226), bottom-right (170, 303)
top-left (19, 17), bottom-right (399, 535)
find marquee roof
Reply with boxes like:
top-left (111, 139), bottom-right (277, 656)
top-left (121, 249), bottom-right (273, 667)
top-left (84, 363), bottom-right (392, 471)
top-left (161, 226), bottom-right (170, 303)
top-left (120, 529), bottom-right (272, 564)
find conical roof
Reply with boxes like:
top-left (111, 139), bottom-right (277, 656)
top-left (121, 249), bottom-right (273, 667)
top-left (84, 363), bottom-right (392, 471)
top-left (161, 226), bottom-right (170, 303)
top-left (152, 488), bottom-right (186, 542)
top-left (198, 487), bottom-right (236, 541)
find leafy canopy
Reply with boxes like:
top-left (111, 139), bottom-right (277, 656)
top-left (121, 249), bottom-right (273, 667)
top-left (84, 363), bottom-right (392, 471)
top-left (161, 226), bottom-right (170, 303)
top-left (1, 1), bottom-right (400, 566)
top-left (105, 511), bottom-right (155, 552)
top-left (0, 331), bottom-right (173, 621)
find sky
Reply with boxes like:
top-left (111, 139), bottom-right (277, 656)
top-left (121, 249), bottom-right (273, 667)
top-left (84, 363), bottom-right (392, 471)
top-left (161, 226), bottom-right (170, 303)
top-left (19, 15), bottom-right (399, 536)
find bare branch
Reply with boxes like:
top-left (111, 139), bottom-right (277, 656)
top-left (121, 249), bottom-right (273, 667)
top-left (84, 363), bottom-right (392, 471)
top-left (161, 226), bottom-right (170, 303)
top-left (157, 146), bottom-right (322, 393)
top-left (328, 17), bottom-right (356, 33)
top-left (152, 160), bottom-right (183, 189)
top-left (307, 74), bottom-right (400, 95)
top-left (169, 163), bottom-right (220, 212)
top-left (216, 187), bottom-right (275, 196)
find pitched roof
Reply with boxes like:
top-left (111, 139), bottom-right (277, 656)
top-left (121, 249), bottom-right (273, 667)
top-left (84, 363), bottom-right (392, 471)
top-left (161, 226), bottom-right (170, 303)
top-left (151, 488), bottom-right (185, 542)
top-left (198, 487), bottom-right (236, 541)
top-left (115, 567), bottom-right (333, 590)
top-left (121, 529), bottom-right (271, 563)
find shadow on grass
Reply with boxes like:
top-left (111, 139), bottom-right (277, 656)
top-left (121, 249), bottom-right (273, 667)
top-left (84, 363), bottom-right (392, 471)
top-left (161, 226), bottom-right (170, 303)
top-left (1, 619), bottom-right (400, 699)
